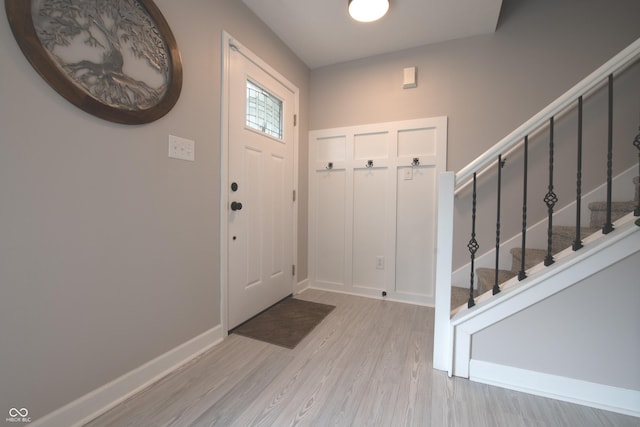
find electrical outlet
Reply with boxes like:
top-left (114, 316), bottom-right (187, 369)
top-left (376, 256), bottom-right (384, 270)
top-left (168, 135), bottom-right (195, 161)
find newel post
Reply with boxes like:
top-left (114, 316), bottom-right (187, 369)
top-left (433, 171), bottom-right (455, 374)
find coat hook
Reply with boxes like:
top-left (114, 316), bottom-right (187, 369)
top-left (412, 157), bottom-right (420, 166)
top-left (366, 160), bottom-right (374, 168)
top-left (326, 162), bottom-right (333, 170)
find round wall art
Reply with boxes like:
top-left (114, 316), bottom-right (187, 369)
top-left (5, 0), bottom-right (182, 124)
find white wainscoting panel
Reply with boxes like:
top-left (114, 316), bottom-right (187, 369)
top-left (309, 117), bottom-right (447, 306)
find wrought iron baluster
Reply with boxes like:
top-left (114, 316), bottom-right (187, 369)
top-left (573, 97), bottom-right (584, 251)
top-left (544, 117), bottom-right (558, 266)
top-left (634, 124), bottom-right (640, 217)
top-left (493, 155), bottom-right (504, 295)
top-left (603, 74), bottom-right (615, 234)
top-left (518, 136), bottom-right (528, 281)
top-left (467, 173), bottom-right (479, 308)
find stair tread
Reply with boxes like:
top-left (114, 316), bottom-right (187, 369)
top-left (476, 268), bottom-right (517, 294)
top-left (476, 267), bottom-right (516, 276)
top-left (552, 225), bottom-right (600, 236)
top-left (588, 200), bottom-right (636, 228)
top-left (551, 225), bottom-right (600, 253)
top-left (587, 200), bottom-right (636, 210)
top-left (510, 247), bottom-right (547, 271)
top-left (451, 286), bottom-right (473, 309)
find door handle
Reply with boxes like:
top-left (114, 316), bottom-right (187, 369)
top-left (230, 201), bottom-right (243, 211)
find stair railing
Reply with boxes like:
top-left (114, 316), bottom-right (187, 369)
top-left (456, 40), bottom-right (640, 305)
top-left (433, 38), bottom-right (640, 373)
top-left (573, 97), bottom-right (584, 250)
top-left (454, 39), bottom-right (640, 193)
top-left (634, 126), bottom-right (640, 217)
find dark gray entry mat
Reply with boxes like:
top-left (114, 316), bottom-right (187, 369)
top-left (231, 297), bottom-right (335, 349)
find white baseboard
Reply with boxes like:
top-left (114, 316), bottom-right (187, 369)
top-left (469, 360), bottom-right (640, 417)
top-left (294, 278), bottom-right (310, 295)
top-left (307, 284), bottom-right (434, 307)
top-left (31, 325), bottom-right (224, 427)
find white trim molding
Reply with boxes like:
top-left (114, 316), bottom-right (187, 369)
top-left (450, 216), bottom-right (640, 378)
top-left (455, 37), bottom-right (640, 191)
top-left (470, 360), bottom-right (640, 417)
top-left (220, 31), bottom-right (300, 334)
top-left (31, 326), bottom-right (224, 427)
top-left (294, 278), bottom-right (310, 295)
top-left (433, 171), bottom-right (455, 373)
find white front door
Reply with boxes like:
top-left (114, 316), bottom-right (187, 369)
top-left (226, 40), bottom-right (296, 329)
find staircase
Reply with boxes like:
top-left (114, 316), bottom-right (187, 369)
top-left (432, 39), bottom-right (640, 410)
top-left (450, 177), bottom-right (639, 309)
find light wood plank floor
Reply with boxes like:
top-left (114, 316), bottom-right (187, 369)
top-left (85, 290), bottom-right (638, 427)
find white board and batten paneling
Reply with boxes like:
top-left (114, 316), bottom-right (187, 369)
top-left (309, 117), bottom-right (447, 306)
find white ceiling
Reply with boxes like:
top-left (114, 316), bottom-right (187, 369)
top-left (242, 0), bottom-right (504, 69)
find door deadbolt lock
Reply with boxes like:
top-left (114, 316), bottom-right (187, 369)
top-left (231, 182), bottom-right (238, 192)
top-left (230, 201), bottom-right (243, 211)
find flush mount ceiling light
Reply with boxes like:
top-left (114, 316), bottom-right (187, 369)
top-left (348, 0), bottom-right (389, 23)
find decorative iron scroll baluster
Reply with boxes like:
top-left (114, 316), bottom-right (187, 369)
top-left (518, 136), bottom-right (528, 281)
top-left (493, 155), bottom-right (505, 295)
top-left (573, 97), bottom-right (584, 251)
top-left (603, 74), bottom-right (615, 234)
top-left (467, 173), bottom-right (479, 308)
top-left (544, 117), bottom-right (558, 266)
top-left (634, 124), bottom-right (640, 217)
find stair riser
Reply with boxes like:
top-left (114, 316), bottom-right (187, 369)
top-left (510, 249), bottom-right (546, 272)
top-left (476, 268), bottom-right (516, 294)
top-left (588, 201), bottom-right (636, 228)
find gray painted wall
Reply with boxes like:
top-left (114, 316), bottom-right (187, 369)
top-left (309, 0), bottom-right (640, 270)
top-left (2, 0), bottom-right (639, 420)
top-left (0, 0), bottom-right (309, 419)
top-left (472, 250), bottom-right (640, 390)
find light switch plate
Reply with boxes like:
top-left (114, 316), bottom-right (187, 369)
top-left (169, 135), bottom-right (195, 161)
top-left (404, 168), bottom-right (413, 180)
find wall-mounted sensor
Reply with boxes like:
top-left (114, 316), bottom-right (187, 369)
top-left (403, 66), bottom-right (417, 89)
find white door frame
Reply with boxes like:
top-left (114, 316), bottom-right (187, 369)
top-left (220, 31), bottom-right (299, 334)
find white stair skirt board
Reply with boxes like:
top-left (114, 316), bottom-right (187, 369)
top-left (30, 325), bottom-right (224, 427)
top-left (450, 216), bottom-right (640, 379)
top-left (470, 360), bottom-right (640, 417)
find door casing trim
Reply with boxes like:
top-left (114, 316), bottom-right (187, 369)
top-left (220, 31), bottom-right (299, 335)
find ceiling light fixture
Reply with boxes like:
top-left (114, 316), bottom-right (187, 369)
top-left (348, 0), bottom-right (389, 23)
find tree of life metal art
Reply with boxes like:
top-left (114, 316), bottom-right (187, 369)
top-left (5, 0), bottom-right (182, 124)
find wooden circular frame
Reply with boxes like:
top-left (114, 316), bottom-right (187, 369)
top-left (5, 0), bottom-right (182, 124)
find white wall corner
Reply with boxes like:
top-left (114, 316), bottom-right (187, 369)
top-left (295, 277), bottom-right (310, 295)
